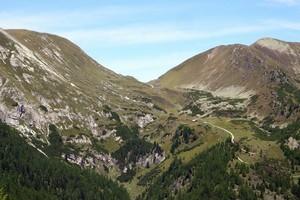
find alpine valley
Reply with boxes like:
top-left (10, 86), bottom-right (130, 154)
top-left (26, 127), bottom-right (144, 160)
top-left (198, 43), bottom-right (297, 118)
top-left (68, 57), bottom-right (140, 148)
top-left (1, 29), bottom-right (300, 200)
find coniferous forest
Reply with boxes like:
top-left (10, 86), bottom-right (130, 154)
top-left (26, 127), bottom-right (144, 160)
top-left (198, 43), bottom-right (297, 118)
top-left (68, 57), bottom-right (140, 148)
top-left (0, 122), bottom-right (129, 200)
top-left (139, 138), bottom-right (300, 200)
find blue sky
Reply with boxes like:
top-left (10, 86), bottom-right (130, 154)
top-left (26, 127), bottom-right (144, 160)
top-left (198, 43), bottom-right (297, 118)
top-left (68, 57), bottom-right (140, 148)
top-left (1, 0), bottom-right (300, 82)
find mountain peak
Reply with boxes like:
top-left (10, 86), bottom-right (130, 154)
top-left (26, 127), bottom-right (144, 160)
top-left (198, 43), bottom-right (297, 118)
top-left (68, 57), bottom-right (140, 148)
top-left (253, 37), bottom-right (295, 55)
top-left (255, 37), bottom-right (284, 43)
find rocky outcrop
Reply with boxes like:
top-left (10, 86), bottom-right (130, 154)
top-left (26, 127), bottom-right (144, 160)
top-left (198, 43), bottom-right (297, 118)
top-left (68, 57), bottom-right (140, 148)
top-left (62, 151), bottom-right (116, 170)
top-left (137, 151), bottom-right (165, 168)
top-left (286, 137), bottom-right (299, 150)
top-left (64, 135), bottom-right (92, 145)
top-left (137, 114), bottom-right (154, 128)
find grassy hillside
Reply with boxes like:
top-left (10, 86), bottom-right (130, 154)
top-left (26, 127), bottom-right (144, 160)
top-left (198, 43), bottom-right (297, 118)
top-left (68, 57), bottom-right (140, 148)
top-left (140, 140), bottom-right (299, 200)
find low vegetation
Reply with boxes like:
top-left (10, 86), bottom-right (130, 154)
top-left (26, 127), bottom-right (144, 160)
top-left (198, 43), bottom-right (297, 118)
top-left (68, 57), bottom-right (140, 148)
top-left (140, 140), bottom-right (241, 200)
top-left (171, 125), bottom-right (198, 154)
top-left (103, 105), bottom-right (121, 122)
top-left (115, 123), bottom-right (139, 141)
top-left (45, 124), bottom-right (65, 156)
top-left (112, 124), bottom-right (163, 182)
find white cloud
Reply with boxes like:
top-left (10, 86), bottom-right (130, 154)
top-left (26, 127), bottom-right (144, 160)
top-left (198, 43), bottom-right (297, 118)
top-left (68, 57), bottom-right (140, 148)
top-left (57, 18), bottom-right (300, 47)
top-left (59, 23), bottom-right (275, 46)
top-left (1, 4), bottom-right (299, 47)
top-left (0, 3), bottom-right (194, 31)
top-left (263, 19), bottom-right (300, 31)
top-left (0, 7), bottom-right (143, 30)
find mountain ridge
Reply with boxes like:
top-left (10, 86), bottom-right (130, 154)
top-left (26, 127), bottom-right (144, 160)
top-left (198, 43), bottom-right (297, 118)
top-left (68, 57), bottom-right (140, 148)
top-left (154, 36), bottom-right (300, 122)
top-left (0, 28), bottom-right (177, 180)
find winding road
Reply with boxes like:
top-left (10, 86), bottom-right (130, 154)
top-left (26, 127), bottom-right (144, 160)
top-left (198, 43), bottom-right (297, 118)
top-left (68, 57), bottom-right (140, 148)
top-left (202, 121), bottom-right (248, 164)
top-left (203, 121), bottom-right (235, 144)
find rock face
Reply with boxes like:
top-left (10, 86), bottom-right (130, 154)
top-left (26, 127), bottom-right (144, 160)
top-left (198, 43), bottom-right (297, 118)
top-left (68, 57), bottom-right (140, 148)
top-left (137, 151), bottom-right (166, 168)
top-left (62, 151), bottom-right (116, 171)
top-left (64, 135), bottom-right (92, 145)
top-left (137, 114), bottom-right (154, 128)
top-left (287, 137), bottom-right (299, 150)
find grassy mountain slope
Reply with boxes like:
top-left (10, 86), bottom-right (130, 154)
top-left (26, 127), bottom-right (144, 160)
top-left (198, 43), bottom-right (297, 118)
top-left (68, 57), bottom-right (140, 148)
top-left (154, 38), bottom-right (300, 124)
top-left (0, 28), bottom-right (179, 193)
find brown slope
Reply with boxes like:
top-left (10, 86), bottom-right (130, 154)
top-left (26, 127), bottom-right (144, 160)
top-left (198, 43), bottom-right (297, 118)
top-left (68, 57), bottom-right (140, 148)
top-left (154, 38), bottom-right (300, 123)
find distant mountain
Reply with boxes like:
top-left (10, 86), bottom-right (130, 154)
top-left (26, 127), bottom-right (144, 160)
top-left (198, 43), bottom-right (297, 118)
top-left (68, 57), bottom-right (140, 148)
top-left (154, 38), bottom-right (300, 124)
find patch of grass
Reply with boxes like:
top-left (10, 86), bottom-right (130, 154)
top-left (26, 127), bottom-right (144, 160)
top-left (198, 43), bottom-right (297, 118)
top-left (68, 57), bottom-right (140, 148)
top-left (103, 105), bottom-right (121, 122)
top-left (183, 104), bottom-right (204, 116)
top-left (249, 95), bottom-right (259, 106)
top-left (100, 136), bottom-right (121, 153)
top-left (61, 126), bottom-right (90, 137)
top-left (231, 119), bottom-right (280, 141)
top-left (184, 89), bottom-right (214, 99)
top-left (117, 169), bottom-right (136, 183)
top-left (213, 109), bottom-right (246, 118)
top-left (39, 105), bottom-right (48, 113)
top-left (153, 104), bottom-right (167, 113)
top-left (252, 126), bottom-right (280, 141)
top-left (204, 117), bottom-right (285, 162)
top-left (137, 168), bottom-right (161, 186)
top-left (45, 124), bottom-right (70, 156)
top-left (3, 96), bottom-right (18, 107)
top-left (178, 130), bottom-right (227, 163)
top-left (90, 138), bottom-right (109, 154)
top-left (227, 98), bottom-right (246, 105)
top-left (123, 168), bottom-right (147, 199)
top-left (115, 123), bottom-right (139, 141)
